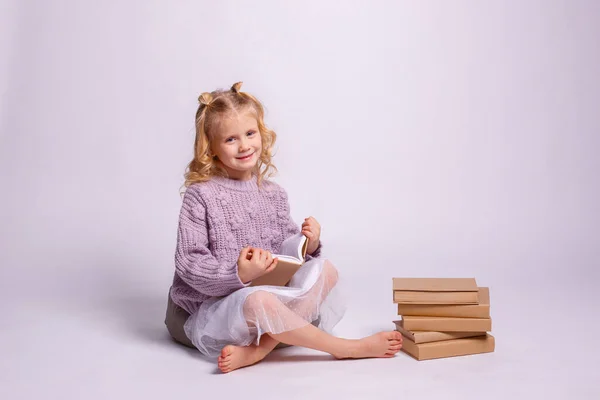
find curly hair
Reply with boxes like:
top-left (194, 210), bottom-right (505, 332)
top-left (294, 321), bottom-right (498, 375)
top-left (182, 81), bottom-right (277, 189)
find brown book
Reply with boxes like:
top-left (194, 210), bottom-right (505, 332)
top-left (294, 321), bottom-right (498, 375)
top-left (393, 291), bottom-right (478, 304)
top-left (393, 278), bottom-right (478, 292)
top-left (393, 320), bottom-right (486, 344)
top-left (397, 287), bottom-right (491, 318)
top-left (392, 278), bottom-right (479, 304)
top-left (401, 334), bottom-right (495, 361)
top-left (401, 316), bottom-right (492, 332)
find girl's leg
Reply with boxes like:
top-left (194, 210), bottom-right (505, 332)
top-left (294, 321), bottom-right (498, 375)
top-left (286, 260), bottom-right (339, 318)
top-left (218, 290), bottom-right (402, 373)
top-left (219, 261), bottom-right (338, 373)
top-left (268, 323), bottom-right (402, 360)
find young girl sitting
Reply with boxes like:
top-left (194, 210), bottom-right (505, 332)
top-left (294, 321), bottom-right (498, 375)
top-left (165, 82), bottom-right (403, 373)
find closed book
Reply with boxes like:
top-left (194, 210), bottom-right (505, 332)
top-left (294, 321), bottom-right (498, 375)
top-left (400, 334), bottom-right (495, 361)
top-left (393, 320), bottom-right (486, 344)
top-left (401, 316), bottom-right (492, 332)
top-left (397, 287), bottom-right (491, 318)
top-left (393, 291), bottom-right (478, 304)
top-left (392, 278), bottom-right (479, 304)
top-left (392, 278), bottom-right (478, 292)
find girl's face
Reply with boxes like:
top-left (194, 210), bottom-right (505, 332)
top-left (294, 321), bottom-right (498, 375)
top-left (211, 112), bottom-right (262, 181)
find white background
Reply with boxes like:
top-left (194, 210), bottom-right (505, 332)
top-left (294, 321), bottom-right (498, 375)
top-left (1, 1), bottom-right (599, 399)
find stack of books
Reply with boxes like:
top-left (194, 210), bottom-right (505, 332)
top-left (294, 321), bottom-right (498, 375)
top-left (392, 278), bottom-right (495, 361)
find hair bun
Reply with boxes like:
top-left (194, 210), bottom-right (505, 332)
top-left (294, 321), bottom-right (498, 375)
top-left (198, 92), bottom-right (213, 106)
top-left (231, 82), bottom-right (243, 93)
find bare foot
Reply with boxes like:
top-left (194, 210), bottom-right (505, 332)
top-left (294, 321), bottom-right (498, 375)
top-left (218, 344), bottom-right (265, 373)
top-left (335, 331), bottom-right (403, 359)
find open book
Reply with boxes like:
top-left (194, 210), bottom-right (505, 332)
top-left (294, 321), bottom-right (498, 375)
top-left (249, 233), bottom-right (308, 287)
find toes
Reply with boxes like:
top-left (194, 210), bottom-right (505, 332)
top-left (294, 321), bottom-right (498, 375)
top-left (383, 331), bottom-right (403, 340)
top-left (221, 345), bottom-right (234, 358)
top-left (219, 363), bottom-right (232, 371)
top-left (219, 360), bottom-right (233, 370)
top-left (218, 364), bottom-right (230, 373)
top-left (390, 339), bottom-right (402, 346)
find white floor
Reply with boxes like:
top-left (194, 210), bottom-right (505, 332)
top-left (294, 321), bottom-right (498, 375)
top-left (2, 268), bottom-right (599, 400)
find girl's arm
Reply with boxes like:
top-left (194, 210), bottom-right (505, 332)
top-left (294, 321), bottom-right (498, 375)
top-left (174, 188), bottom-right (248, 297)
top-left (280, 188), bottom-right (322, 259)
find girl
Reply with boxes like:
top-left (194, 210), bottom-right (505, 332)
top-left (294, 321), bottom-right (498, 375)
top-left (165, 82), bottom-right (403, 373)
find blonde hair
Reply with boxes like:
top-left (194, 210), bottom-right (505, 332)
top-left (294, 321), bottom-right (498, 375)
top-left (183, 82), bottom-right (277, 189)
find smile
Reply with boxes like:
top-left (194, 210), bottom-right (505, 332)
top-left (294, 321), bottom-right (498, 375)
top-left (236, 152), bottom-right (255, 161)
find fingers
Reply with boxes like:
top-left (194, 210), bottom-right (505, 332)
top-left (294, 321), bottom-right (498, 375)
top-left (265, 251), bottom-right (273, 266)
top-left (246, 247), bottom-right (275, 271)
top-left (302, 229), bottom-right (314, 239)
top-left (304, 216), bottom-right (319, 225)
top-left (241, 246), bottom-right (251, 260)
top-left (250, 247), bottom-right (260, 262)
top-left (302, 216), bottom-right (320, 237)
top-left (302, 221), bottom-right (313, 237)
top-left (302, 218), bottom-right (314, 229)
top-left (265, 258), bottom-right (278, 273)
top-left (250, 248), bottom-right (271, 268)
top-left (258, 249), bottom-right (268, 265)
top-left (302, 228), bottom-right (315, 240)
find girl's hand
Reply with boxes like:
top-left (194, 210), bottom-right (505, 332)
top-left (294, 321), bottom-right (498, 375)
top-left (301, 216), bottom-right (321, 255)
top-left (237, 247), bottom-right (278, 284)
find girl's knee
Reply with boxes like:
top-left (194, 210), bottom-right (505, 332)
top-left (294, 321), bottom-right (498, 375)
top-left (243, 290), bottom-right (278, 313)
top-left (322, 260), bottom-right (339, 288)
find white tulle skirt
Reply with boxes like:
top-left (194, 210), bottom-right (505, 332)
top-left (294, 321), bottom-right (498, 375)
top-left (184, 258), bottom-right (346, 358)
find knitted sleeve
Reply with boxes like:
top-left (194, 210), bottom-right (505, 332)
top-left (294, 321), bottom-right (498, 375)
top-left (174, 187), bottom-right (248, 297)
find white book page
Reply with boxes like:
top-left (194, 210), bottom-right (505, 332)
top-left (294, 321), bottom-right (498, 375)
top-left (276, 233), bottom-right (306, 262)
top-left (273, 255), bottom-right (302, 265)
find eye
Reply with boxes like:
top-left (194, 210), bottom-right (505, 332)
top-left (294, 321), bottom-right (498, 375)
top-left (225, 137), bottom-right (235, 143)
top-left (247, 130), bottom-right (256, 136)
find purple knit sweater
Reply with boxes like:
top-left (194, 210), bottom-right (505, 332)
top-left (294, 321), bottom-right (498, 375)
top-left (169, 175), bottom-right (321, 315)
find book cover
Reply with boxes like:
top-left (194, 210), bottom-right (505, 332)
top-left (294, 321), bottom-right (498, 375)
top-left (249, 233), bottom-right (308, 287)
top-left (397, 287), bottom-right (491, 318)
top-left (400, 334), bottom-right (495, 361)
top-left (392, 278), bottom-right (478, 292)
top-left (393, 290), bottom-right (479, 304)
top-left (393, 320), bottom-right (486, 344)
top-left (401, 316), bottom-right (492, 332)
top-left (392, 278), bottom-right (479, 304)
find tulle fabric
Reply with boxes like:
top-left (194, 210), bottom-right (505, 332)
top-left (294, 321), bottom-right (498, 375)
top-left (184, 258), bottom-right (346, 357)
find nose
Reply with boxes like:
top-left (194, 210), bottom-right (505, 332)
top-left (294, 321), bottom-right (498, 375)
top-left (239, 137), bottom-right (250, 152)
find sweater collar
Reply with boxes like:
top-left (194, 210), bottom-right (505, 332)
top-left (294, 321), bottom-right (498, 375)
top-left (210, 174), bottom-right (259, 191)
